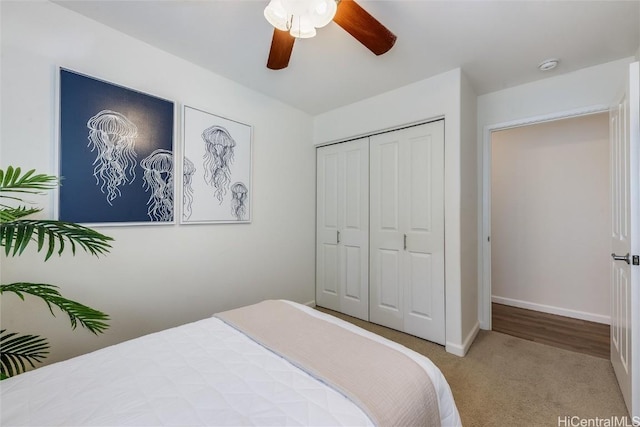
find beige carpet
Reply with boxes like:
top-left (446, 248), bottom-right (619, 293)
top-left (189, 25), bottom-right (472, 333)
top-left (316, 308), bottom-right (629, 427)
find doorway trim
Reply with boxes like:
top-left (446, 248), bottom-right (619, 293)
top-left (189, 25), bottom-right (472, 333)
top-left (479, 104), bottom-right (609, 330)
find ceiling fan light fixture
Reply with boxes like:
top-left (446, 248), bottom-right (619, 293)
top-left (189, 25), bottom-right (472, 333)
top-left (264, 0), bottom-right (290, 31)
top-left (266, 0), bottom-right (396, 70)
top-left (289, 15), bottom-right (317, 38)
top-left (310, 0), bottom-right (337, 28)
top-left (264, 0), bottom-right (337, 38)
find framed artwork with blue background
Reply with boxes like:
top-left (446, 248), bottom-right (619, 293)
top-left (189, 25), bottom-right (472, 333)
top-left (58, 69), bottom-right (175, 225)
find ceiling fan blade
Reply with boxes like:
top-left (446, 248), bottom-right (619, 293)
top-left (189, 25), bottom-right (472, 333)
top-left (267, 29), bottom-right (295, 70)
top-left (333, 0), bottom-right (396, 56)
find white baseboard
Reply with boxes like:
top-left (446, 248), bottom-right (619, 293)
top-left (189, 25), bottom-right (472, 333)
top-left (491, 296), bottom-right (610, 325)
top-left (303, 300), bottom-right (316, 307)
top-left (446, 321), bottom-right (480, 357)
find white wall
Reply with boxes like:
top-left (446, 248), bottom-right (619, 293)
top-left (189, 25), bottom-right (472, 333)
top-left (636, 3), bottom-right (640, 60)
top-left (0, 1), bottom-right (316, 365)
top-left (314, 69), bottom-right (479, 356)
top-left (460, 71), bottom-right (479, 343)
top-left (314, 70), bottom-right (457, 145)
top-left (478, 58), bottom-right (634, 127)
top-left (477, 57), bottom-right (635, 328)
top-left (491, 113), bottom-right (610, 323)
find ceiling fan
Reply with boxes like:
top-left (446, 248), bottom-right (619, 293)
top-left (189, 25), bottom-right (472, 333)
top-left (264, 0), bottom-right (397, 70)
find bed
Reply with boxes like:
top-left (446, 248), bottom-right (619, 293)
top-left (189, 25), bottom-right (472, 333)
top-left (1, 300), bottom-right (461, 426)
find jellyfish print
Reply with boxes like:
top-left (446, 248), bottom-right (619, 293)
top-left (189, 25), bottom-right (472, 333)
top-left (140, 149), bottom-right (174, 222)
top-left (230, 181), bottom-right (248, 221)
top-left (201, 125), bottom-right (235, 204)
top-left (182, 157), bottom-right (196, 220)
top-left (86, 110), bottom-right (138, 205)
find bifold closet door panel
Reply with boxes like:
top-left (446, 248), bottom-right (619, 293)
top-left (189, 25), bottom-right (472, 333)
top-left (316, 138), bottom-right (369, 321)
top-left (316, 147), bottom-right (340, 312)
top-left (369, 133), bottom-right (404, 331)
top-left (402, 123), bottom-right (445, 344)
top-left (369, 121), bottom-right (445, 344)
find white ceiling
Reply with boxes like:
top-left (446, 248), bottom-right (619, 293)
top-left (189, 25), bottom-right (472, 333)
top-left (54, 0), bottom-right (640, 115)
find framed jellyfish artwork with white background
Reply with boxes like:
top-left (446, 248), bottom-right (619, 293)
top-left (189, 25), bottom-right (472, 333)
top-left (181, 106), bottom-right (252, 224)
top-left (58, 68), bottom-right (175, 225)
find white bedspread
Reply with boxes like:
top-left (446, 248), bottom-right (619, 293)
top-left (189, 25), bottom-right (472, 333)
top-left (1, 300), bottom-right (461, 426)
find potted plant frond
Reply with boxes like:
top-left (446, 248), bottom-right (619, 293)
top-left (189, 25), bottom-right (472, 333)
top-left (0, 166), bottom-right (113, 379)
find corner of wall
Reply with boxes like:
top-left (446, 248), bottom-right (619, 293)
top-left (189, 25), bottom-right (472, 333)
top-left (446, 321), bottom-right (480, 357)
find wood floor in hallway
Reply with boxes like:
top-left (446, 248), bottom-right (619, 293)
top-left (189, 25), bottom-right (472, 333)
top-left (491, 303), bottom-right (610, 359)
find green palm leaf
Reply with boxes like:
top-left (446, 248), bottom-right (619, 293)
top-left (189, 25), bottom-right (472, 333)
top-left (0, 166), bottom-right (112, 379)
top-left (0, 329), bottom-right (49, 378)
top-left (1, 220), bottom-right (113, 260)
top-left (0, 166), bottom-right (58, 196)
top-left (0, 207), bottom-right (42, 223)
top-left (0, 283), bottom-right (109, 334)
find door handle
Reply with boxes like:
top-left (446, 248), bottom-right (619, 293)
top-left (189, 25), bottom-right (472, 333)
top-left (337, 230), bottom-right (340, 244)
top-left (404, 234), bottom-right (407, 251)
top-left (611, 252), bottom-right (630, 264)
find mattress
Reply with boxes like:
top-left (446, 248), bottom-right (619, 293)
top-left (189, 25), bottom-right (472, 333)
top-left (0, 300), bottom-right (461, 426)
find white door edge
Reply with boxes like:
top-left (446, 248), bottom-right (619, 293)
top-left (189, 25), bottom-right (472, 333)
top-left (627, 60), bottom-right (639, 419)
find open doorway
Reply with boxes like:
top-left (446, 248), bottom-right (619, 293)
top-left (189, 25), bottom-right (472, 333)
top-left (488, 112), bottom-right (610, 358)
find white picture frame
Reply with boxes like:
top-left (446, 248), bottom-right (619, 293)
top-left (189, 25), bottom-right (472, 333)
top-left (181, 105), bottom-right (252, 224)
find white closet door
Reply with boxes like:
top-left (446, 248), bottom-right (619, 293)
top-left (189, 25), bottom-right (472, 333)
top-left (316, 138), bottom-right (369, 320)
top-left (370, 121), bottom-right (445, 344)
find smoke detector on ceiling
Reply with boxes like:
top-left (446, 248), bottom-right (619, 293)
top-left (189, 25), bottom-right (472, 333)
top-left (538, 58), bottom-right (560, 71)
